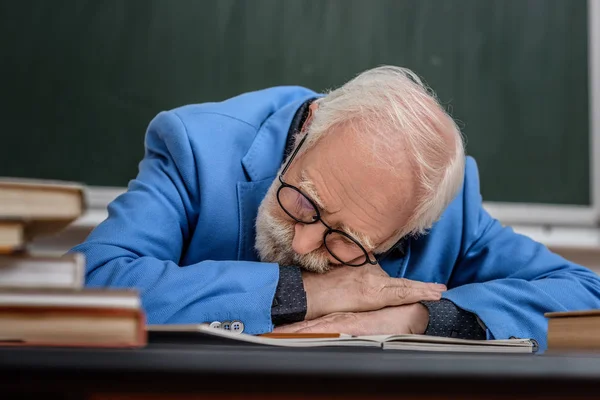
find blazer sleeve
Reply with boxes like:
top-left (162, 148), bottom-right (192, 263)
top-left (443, 158), bottom-right (600, 351)
top-left (70, 111), bottom-right (279, 334)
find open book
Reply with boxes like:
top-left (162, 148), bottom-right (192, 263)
top-left (148, 324), bottom-right (537, 353)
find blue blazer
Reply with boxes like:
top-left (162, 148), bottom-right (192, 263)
top-left (71, 86), bottom-right (600, 351)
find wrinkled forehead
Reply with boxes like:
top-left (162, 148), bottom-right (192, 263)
top-left (301, 126), bottom-right (415, 191)
top-left (290, 128), bottom-right (418, 246)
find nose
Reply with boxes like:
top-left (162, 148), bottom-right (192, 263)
top-left (291, 222), bottom-right (326, 255)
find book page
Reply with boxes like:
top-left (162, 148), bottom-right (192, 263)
top-left (382, 334), bottom-right (534, 347)
top-left (167, 326), bottom-right (383, 348)
top-left (383, 341), bottom-right (534, 353)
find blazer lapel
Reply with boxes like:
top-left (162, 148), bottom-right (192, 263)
top-left (236, 178), bottom-right (275, 262)
top-left (236, 96), bottom-right (316, 262)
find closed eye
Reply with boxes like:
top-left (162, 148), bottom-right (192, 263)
top-left (294, 192), bottom-right (314, 212)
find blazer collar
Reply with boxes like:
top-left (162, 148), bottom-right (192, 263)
top-left (241, 96), bottom-right (317, 182)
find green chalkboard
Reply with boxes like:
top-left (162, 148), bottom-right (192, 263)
top-left (0, 0), bottom-right (590, 205)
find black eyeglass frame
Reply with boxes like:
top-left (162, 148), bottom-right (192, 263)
top-left (276, 134), bottom-right (385, 267)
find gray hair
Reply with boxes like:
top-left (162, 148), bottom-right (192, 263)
top-left (297, 65), bottom-right (465, 251)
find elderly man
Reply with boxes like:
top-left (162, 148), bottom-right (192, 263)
top-left (71, 66), bottom-right (600, 350)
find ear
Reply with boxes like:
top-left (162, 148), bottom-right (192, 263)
top-left (302, 102), bottom-right (319, 132)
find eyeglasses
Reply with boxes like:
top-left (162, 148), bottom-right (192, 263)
top-left (276, 134), bottom-right (378, 267)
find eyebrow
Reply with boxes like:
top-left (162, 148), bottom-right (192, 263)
top-left (339, 223), bottom-right (376, 251)
top-left (298, 171), bottom-right (328, 212)
top-left (298, 171), bottom-right (376, 251)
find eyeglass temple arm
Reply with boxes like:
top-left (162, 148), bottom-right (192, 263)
top-left (281, 135), bottom-right (308, 177)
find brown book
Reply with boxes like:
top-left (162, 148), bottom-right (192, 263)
top-left (0, 253), bottom-right (85, 289)
top-left (0, 289), bottom-right (146, 348)
top-left (0, 177), bottom-right (86, 240)
top-left (546, 310), bottom-right (600, 350)
top-left (0, 221), bottom-right (24, 253)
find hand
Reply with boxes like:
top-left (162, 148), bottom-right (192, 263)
top-left (274, 303), bottom-right (430, 336)
top-left (302, 262), bottom-right (445, 319)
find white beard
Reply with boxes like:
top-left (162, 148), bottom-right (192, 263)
top-left (255, 181), bottom-right (331, 274)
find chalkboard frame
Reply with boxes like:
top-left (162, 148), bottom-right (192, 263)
top-left (482, 0), bottom-right (599, 228)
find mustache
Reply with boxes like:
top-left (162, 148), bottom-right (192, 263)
top-left (255, 197), bottom-right (332, 273)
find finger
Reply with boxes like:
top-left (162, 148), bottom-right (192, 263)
top-left (388, 277), bottom-right (447, 291)
top-left (383, 284), bottom-right (443, 305)
top-left (273, 314), bottom-right (335, 333)
top-left (296, 313), bottom-right (363, 335)
top-left (272, 321), bottom-right (311, 333)
top-left (292, 316), bottom-right (338, 331)
top-left (296, 323), bottom-right (337, 334)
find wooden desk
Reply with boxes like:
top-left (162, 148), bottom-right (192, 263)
top-left (1, 340), bottom-right (600, 399)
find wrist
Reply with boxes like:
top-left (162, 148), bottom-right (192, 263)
top-left (301, 270), bottom-right (321, 320)
top-left (271, 266), bottom-right (307, 326)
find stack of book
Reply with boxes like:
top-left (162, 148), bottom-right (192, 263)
top-left (0, 178), bottom-right (145, 348)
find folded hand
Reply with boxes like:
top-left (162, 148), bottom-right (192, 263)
top-left (302, 262), bottom-right (445, 320)
top-left (274, 303), bottom-right (430, 336)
